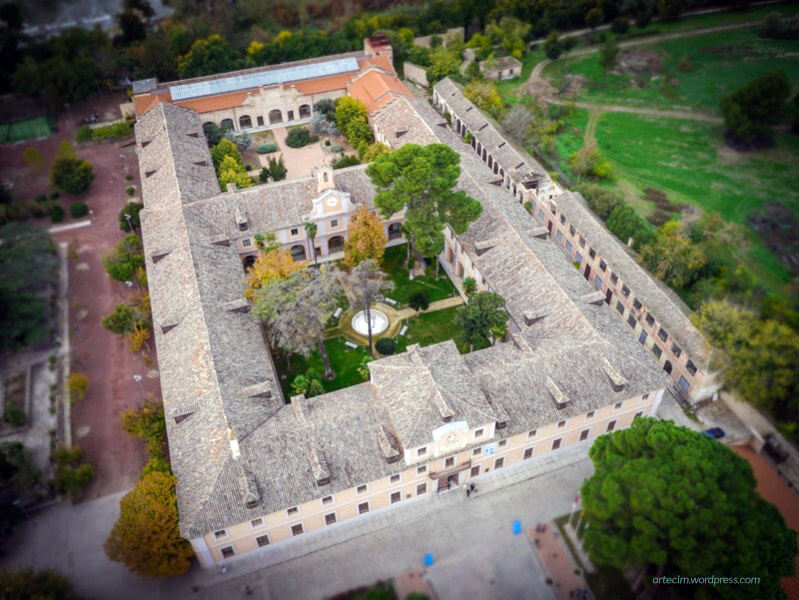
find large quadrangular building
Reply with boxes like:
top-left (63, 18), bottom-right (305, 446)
top-left (135, 57), bottom-right (710, 567)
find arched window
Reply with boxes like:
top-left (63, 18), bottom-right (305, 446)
top-left (220, 118), bottom-right (234, 131)
top-left (290, 245), bottom-right (307, 262)
top-left (239, 115), bottom-right (252, 129)
top-left (328, 235), bottom-right (345, 254)
top-left (202, 122), bottom-right (216, 136)
top-left (388, 222), bottom-right (402, 240)
top-left (269, 109), bottom-right (283, 124)
top-left (664, 361), bottom-right (673, 374)
top-left (299, 104), bottom-right (311, 118)
top-left (242, 255), bottom-right (256, 272)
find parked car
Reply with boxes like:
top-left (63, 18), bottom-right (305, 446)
top-left (764, 433), bottom-right (789, 464)
top-left (703, 427), bottom-right (726, 439)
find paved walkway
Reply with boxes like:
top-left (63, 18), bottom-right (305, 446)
top-left (397, 296), bottom-right (464, 319)
top-left (269, 126), bottom-right (327, 180)
top-left (530, 523), bottom-right (588, 600)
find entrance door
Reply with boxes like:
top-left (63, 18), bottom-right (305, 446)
top-left (583, 264), bottom-right (591, 280)
top-left (437, 477), bottom-right (449, 492)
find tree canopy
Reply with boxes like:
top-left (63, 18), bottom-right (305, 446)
top-left (721, 69), bottom-right (791, 149)
top-left (582, 418), bottom-right (796, 599)
top-left (0, 567), bottom-right (86, 600)
top-left (0, 223), bottom-right (58, 352)
top-left (104, 471), bottom-right (194, 577)
top-left (343, 206), bottom-right (387, 267)
top-left (102, 233), bottom-right (144, 283)
top-left (639, 220), bottom-right (707, 289)
top-left (366, 144), bottom-right (482, 263)
top-left (244, 247), bottom-right (305, 300)
top-left (455, 291), bottom-right (507, 350)
top-left (463, 80), bottom-right (504, 119)
top-left (177, 34), bottom-right (241, 79)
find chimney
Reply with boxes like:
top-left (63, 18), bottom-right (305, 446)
top-left (546, 376), bottom-right (570, 407)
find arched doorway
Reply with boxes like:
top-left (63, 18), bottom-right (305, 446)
top-left (663, 360), bottom-right (672, 374)
top-left (299, 104), bottom-right (311, 118)
top-left (239, 115), bottom-right (252, 129)
top-left (328, 235), bottom-right (344, 254)
top-left (388, 222), bottom-right (402, 240)
top-left (242, 255), bottom-right (256, 272)
top-left (220, 118), bottom-right (234, 131)
top-left (290, 244), bottom-right (307, 262)
top-left (269, 109), bottom-right (283, 124)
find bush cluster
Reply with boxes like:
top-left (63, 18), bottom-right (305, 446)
top-left (256, 143), bottom-right (278, 154)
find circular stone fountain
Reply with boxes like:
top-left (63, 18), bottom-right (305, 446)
top-left (351, 309), bottom-right (389, 337)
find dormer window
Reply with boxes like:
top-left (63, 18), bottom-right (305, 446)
top-left (239, 222), bottom-right (248, 232)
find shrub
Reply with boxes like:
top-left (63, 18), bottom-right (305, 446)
top-left (126, 174), bottom-right (133, 181)
top-left (3, 400), bottom-right (26, 427)
top-left (647, 209), bottom-right (671, 226)
top-left (523, 201), bottom-right (532, 213)
top-left (267, 156), bottom-right (287, 181)
top-left (89, 120), bottom-right (134, 141)
top-left (577, 183), bottom-right (625, 220)
top-left (51, 157), bottom-right (94, 195)
top-left (76, 124), bottom-right (93, 143)
top-left (332, 154), bottom-right (360, 169)
top-left (102, 233), bottom-right (144, 282)
top-left (67, 372), bottom-right (89, 403)
top-left (244, 164), bottom-right (253, 171)
top-left (285, 126), bottom-right (311, 148)
top-left (259, 167), bottom-right (269, 183)
top-left (51, 446), bottom-right (94, 497)
top-left (256, 143), bottom-right (278, 154)
top-left (49, 205), bottom-right (65, 223)
top-left (463, 276), bottom-right (477, 297)
top-left (314, 99), bottom-right (334, 115)
top-left (324, 139), bottom-right (331, 146)
top-left (570, 143), bottom-right (611, 179)
top-left (119, 202), bottom-right (142, 231)
top-left (29, 202), bottom-right (50, 218)
top-left (375, 337), bottom-right (396, 355)
top-left (121, 400), bottom-right (165, 455)
top-left (409, 290), bottom-right (430, 312)
top-left (69, 202), bottom-right (89, 218)
top-left (330, 143), bottom-right (343, 153)
top-left (126, 185), bottom-right (135, 196)
top-left (607, 204), bottom-right (652, 250)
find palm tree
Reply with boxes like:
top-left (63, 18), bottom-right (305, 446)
top-left (305, 221), bottom-right (318, 267)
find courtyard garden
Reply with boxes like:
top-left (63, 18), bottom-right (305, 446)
top-left (381, 244), bottom-right (458, 306)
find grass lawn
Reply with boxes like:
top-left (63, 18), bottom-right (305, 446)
top-left (552, 107), bottom-right (591, 176)
top-left (394, 305), bottom-right (491, 355)
top-left (382, 244), bottom-right (457, 305)
top-left (544, 26), bottom-right (799, 113)
top-left (0, 116), bottom-right (53, 143)
top-left (273, 336), bottom-right (372, 397)
top-left (594, 111), bottom-right (799, 295)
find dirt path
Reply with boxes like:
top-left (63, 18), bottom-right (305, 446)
top-left (557, 98), bottom-right (724, 124)
top-left (584, 110), bottom-right (601, 145)
top-left (395, 296), bottom-right (464, 319)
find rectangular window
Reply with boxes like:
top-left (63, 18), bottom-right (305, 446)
top-left (470, 465), bottom-right (480, 477)
top-left (325, 513), bottom-right (336, 525)
top-left (646, 314), bottom-right (655, 326)
top-left (550, 202), bottom-right (557, 214)
top-left (331, 219), bottom-right (338, 228)
top-left (291, 524), bottom-right (304, 536)
top-left (257, 116), bottom-right (264, 126)
top-left (556, 230), bottom-right (563, 242)
top-left (417, 483), bottom-right (427, 495)
top-left (356, 484), bottom-right (367, 494)
top-left (615, 401), bottom-right (623, 410)
top-left (639, 331), bottom-right (648, 345)
top-left (358, 502), bottom-right (369, 514)
top-left (390, 474), bottom-right (400, 483)
top-left (286, 506), bottom-right (298, 516)
top-left (472, 447), bottom-right (481, 456)
top-left (679, 376), bottom-right (690, 392)
top-left (417, 447), bottom-right (427, 456)
top-left (445, 456), bottom-right (455, 468)
top-left (616, 300), bottom-right (625, 315)
top-left (256, 534), bottom-right (270, 547)
top-left (653, 344), bottom-right (662, 359)
top-left (607, 420), bottom-right (616, 432)
top-left (290, 228), bottom-right (298, 235)
top-left (589, 248), bottom-right (596, 259)
top-left (658, 328), bottom-right (668, 342)
top-left (633, 298), bottom-right (642, 310)
top-left (221, 546), bottom-right (234, 558)
top-left (494, 457), bottom-right (505, 469)
top-left (671, 343), bottom-right (682, 358)
top-left (242, 239), bottom-right (251, 247)
top-left (559, 214), bottom-right (566, 225)
top-left (599, 259), bottom-right (607, 271)
top-left (390, 491), bottom-right (401, 504)
top-left (634, 412), bottom-right (643, 420)
top-left (594, 274), bottom-right (603, 289)
top-left (575, 252), bottom-right (583, 266)
top-left (586, 411), bottom-right (594, 419)
top-left (552, 438), bottom-right (561, 450)
top-left (474, 428), bottom-right (484, 438)
top-left (580, 429), bottom-right (589, 441)
top-left (642, 393), bottom-right (649, 401)
top-left (627, 314), bottom-right (637, 328)
top-left (558, 420), bottom-right (566, 428)
top-left (579, 236), bottom-right (586, 248)
top-left (214, 529), bottom-right (227, 539)
top-left (621, 285), bottom-right (630, 297)
top-left (250, 518), bottom-right (263, 528)
top-left (610, 272), bottom-right (618, 284)
top-left (686, 360), bottom-right (697, 376)
top-left (569, 224), bottom-right (575, 236)
top-left (322, 495), bottom-right (333, 505)
top-left (566, 240), bottom-right (573, 253)
top-left (523, 447), bottom-right (533, 459)
top-left (417, 465), bottom-right (427, 474)
top-left (528, 429), bottom-right (537, 438)
top-left (498, 439), bottom-right (507, 447)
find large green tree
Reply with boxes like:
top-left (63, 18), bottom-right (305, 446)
top-left (0, 567), bottom-right (86, 600)
top-left (105, 471), bottom-right (193, 577)
top-left (366, 144), bottom-right (482, 273)
top-left (0, 223), bottom-right (58, 352)
top-left (721, 69), bottom-right (791, 148)
top-left (177, 34), bottom-right (241, 79)
top-left (102, 233), bottom-right (144, 283)
top-left (582, 418), bottom-right (796, 598)
top-left (455, 291), bottom-right (507, 351)
top-left (639, 220), bottom-right (707, 289)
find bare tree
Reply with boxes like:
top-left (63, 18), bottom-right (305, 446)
top-left (340, 259), bottom-right (393, 356)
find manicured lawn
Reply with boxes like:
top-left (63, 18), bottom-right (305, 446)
top-left (382, 244), bottom-right (457, 305)
top-left (544, 26), bottom-right (799, 113)
top-left (394, 306), bottom-right (490, 355)
top-left (594, 111), bottom-right (799, 294)
top-left (273, 336), bottom-right (372, 397)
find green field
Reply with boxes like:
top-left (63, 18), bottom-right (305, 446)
top-left (543, 26), bottom-right (799, 112)
top-left (594, 111), bottom-right (799, 292)
top-left (394, 305), bottom-right (490, 355)
top-left (0, 116), bottom-right (53, 143)
top-left (553, 107), bottom-right (591, 176)
top-left (382, 244), bottom-right (457, 305)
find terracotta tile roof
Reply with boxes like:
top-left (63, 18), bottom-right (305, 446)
top-left (289, 72), bottom-right (354, 96)
top-left (134, 93), bottom-right (166, 115)
top-left (347, 69), bottom-right (412, 115)
top-left (175, 90), bottom-right (253, 114)
top-left (359, 55), bottom-right (396, 75)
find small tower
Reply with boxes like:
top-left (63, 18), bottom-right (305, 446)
top-left (315, 164), bottom-right (334, 194)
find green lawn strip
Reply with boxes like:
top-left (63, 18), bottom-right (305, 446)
top-left (553, 107), bottom-right (591, 175)
top-left (273, 336), bottom-right (372, 397)
top-left (381, 244), bottom-right (457, 305)
top-left (544, 27), bottom-right (799, 113)
top-left (394, 305), bottom-right (491, 355)
top-left (594, 111), bottom-right (797, 296)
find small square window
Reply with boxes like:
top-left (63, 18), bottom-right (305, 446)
top-left (658, 328), bottom-right (668, 342)
top-left (579, 236), bottom-right (586, 248)
top-left (569, 224), bottom-right (575, 235)
top-left (445, 456), bottom-right (455, 468)
top-left (550, 203), bottom-right (557, 214)
top-left (498, 439), bottom-right (507, 447)
top-left (356, 484), bottom-right (367, 494)
top-left (390, 474), bottom-right (400, 483)
top-left (610, 272), bottom-right (618, 284)
top-left (627, 314), bottom-right (636, 328)
top-left (653, 345), bottom-right (662, 359)
top-left (250, 518), bottom-right (263, 528)
top-left (607, 420), bottom-right (617, 432)
top-left (390, 491), bottom-right (401, 504)
top-left (679, 376), bottom-right (690, 392)
top-left (214, 529), bottom-right (227, 539)
top-left (599, 259), bottom-right (607, 271)
top-left (256, 534), bottom-right (270, 547)
top-left (646, 314), bottom-right (655, 326)
top-left (416, 483), bottom-right (427, 496)
top-left (642, 393), bottom-right (649, 401)
top-left (528, 429), bottom-right (537, 438)
top-left (686, 360), bottom-right (697, 376)
top-left (621, 285), bottom-right (630, 297)
top-left (494, 457), bottom-right (504, 469)
top-left (417, 447), bottom-right (427, 456)
top-left (552, 438), bottom-right (561, 450)
top-left (633, 298), bottom-right (642, 310)
top-left (671, 343), bottom-right (682, 357)
top-left (291, 524), bottom-right (304, 536)
top-left (616, 300), bottom-right (625, 314)
top-left (556, 230), bottom-right (563, 242)
top-left (474, 428), bottom-right (484, 438)
top-left (470, 465), bottom-right (480, 477)
top-left (639, 331), bottom-right (648, 345)
top-left (559, 214), bottom-right (566, 225)
top-left (614, 401), bottom-right (623, 409)
top-left (239, 222), bottom-right (248, 232)
top-left (242, 239), bottom-right (251, 247)
top-left (291, 228), bottom-right (298, 235)
top-left (523, 447), bottom-right (533, 459)
top-left (325, 513), bottom-right (336, 525)
top-left (580, 429), bottom-right (589, 441)
top-left (558, 420), bottom-right (566, 428)
top-left (286, 506), bottom-right (298, 516)
top-left (589, 248), bottom-right (596, 259)
top-left (221, 546), bottom-right (234, 558)
top-left (322, 495), bottom-right (333, 505)
top-left (331, 219), bottom-right (338, 228)
top-left (586, 411), bottom-right (594, 419)
top-left (417, 465), bottom-right (427, 474)
top-left (472, 447), bottom-right (481, 456)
